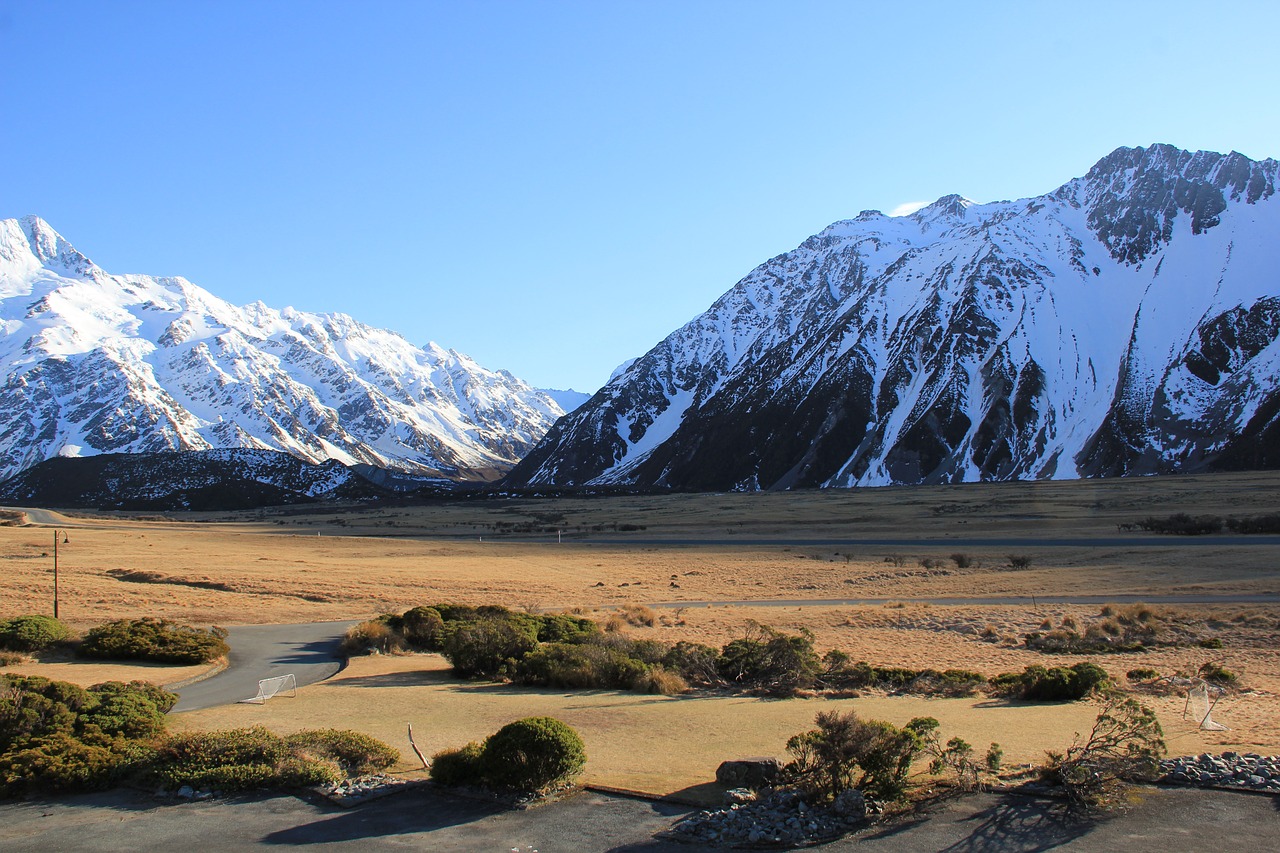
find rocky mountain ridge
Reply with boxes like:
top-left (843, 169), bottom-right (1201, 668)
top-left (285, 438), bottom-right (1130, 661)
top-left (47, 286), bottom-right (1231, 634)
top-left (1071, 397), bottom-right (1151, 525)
top-left (506, 144), bottom-right (1280, 490)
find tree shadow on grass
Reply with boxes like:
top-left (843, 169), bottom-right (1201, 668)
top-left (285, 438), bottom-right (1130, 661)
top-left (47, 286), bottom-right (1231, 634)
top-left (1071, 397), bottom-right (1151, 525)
top-left (260, 788), bottom-right (503, 846)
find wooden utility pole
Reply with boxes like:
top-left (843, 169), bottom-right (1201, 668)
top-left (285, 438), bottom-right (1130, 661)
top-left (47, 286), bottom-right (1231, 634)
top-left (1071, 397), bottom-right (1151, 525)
top-left (53, 530), bottom-right (60, 619)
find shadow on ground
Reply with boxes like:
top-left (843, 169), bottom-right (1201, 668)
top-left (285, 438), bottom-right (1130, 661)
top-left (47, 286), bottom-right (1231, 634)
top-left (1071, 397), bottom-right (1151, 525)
top-left (261, 790), bottom-right (503, 845)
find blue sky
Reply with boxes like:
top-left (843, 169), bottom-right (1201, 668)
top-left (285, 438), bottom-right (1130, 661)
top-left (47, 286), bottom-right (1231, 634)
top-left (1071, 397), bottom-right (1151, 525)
top-left (2, 1), bottom-right (1276, 393)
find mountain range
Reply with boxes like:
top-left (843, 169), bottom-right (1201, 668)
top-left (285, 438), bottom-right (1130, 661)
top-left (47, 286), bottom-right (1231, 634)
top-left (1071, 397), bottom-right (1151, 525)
top-left (0, 216), bottom-right (579, 484)
top-left (506, 144), bottom-right (1280, 490)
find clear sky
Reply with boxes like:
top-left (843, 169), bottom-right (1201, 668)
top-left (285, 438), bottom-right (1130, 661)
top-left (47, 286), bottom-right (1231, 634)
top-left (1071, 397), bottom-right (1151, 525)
top-left (2, 1), bottom-right (1276, 393)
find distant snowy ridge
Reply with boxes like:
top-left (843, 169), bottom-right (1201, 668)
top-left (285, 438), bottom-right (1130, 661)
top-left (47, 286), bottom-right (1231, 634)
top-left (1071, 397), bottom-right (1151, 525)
top-left (0, 216), bottom-right (568, 482)
top-left (507, 144), bottom-right (1280, 490)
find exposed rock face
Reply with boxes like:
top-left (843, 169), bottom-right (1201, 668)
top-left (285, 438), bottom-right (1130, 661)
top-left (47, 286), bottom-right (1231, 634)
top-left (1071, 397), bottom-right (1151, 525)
top-left (0, 216), bottom-right (567, 482)
top-left (507, 144), bottom-right (1280, 490)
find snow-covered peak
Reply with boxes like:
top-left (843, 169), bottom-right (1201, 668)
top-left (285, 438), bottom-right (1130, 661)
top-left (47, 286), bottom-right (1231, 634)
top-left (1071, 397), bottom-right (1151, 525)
top-left (0, 217), bottom-right (569, 482)
top-left (507, 143), bottom-right (1280, 490)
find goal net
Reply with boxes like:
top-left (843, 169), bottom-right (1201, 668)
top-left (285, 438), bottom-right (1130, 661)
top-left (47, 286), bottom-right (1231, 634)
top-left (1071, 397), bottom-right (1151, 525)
top-left (1184, 680), bottom-right (1228, 731)
top-left (240, 673), bottom-right (297, 704)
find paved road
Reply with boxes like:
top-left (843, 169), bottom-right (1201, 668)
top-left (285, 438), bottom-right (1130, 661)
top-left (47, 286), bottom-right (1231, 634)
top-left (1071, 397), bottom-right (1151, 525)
top-left (172, 621), bottom-right (355, 712)
top-left (649, 592), bottom-right (1280, 608)
top-left (547, 534), bottom-right (1280, 548)
top-left (0, 785), bottom-right (1275, 851)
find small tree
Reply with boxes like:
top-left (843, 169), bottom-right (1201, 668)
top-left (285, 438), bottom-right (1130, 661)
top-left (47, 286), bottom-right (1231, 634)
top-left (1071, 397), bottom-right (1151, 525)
top-left (1043, 698), bottom-right (1165, 809)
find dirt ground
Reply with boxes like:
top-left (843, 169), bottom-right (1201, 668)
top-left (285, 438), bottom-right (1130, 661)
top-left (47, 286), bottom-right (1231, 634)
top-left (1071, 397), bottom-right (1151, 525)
top-left (2, 470), bottom-right (1278, 794)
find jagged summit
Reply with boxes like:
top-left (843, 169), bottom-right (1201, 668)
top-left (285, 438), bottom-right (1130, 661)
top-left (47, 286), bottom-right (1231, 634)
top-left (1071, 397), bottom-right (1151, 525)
top-left (506, 143), bottom-right (1280, 490)
top-left (912, 194), bottom-right (976, 219)
top-left (0, 217), bottom-right (568, 482)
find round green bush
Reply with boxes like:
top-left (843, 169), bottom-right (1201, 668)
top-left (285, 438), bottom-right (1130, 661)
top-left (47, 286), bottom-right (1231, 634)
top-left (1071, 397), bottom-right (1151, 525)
top-left (400, 606), bottom-right (446, 649)
top-left (0, 615), bottom-right (71, 652)
top-left (479, 716), bottom-right (585, 793)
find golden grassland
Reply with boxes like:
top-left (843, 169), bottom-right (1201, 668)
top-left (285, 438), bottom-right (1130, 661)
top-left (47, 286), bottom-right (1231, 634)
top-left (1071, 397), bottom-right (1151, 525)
top-left (2, 470), bottom-right (1279, 795)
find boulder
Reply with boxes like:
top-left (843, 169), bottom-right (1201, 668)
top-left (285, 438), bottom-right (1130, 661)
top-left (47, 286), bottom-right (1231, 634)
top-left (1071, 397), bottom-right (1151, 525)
top-left (715, 757), bottom-right (780, 789)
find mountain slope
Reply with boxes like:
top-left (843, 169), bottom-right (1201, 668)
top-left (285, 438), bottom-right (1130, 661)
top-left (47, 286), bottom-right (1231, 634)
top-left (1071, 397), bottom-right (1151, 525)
top-left (0, 449), bottom-right (417, 510)
top-left (507, 144), bottom-right (1280, 490)
top-left (0, 217), bottom-right (567, 482)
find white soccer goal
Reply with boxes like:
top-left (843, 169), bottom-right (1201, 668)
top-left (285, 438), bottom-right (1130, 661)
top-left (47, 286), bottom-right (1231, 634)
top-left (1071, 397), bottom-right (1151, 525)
top-left (1183, 680), bottom-right (1228, 731)
top-left (239, 673), bottom-right (298, 704)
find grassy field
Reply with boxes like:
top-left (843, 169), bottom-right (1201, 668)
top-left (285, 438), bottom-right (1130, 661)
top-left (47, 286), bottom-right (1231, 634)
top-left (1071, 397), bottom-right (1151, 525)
top-left (3, 470), bottom-right (1279, 795)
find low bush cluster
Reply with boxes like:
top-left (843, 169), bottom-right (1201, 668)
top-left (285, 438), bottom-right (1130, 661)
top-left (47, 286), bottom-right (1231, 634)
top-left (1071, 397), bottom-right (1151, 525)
top-left (819, 652), bottom-right (986, 696)
top-left (348, 605), bottom-right (831, 697)
top-left (0, 675), bottom-right (176, 796)
top-left (990, 662), bottom-right (1109, 701)
top-left (0, 615), bottom-right (71, 652)
top-left (1133, 512), bottom-right (1280, 536)
top-left (429, 716), bottom-right (585, 794)
top-left (148, 726), bottom-right (399, 792)
top-left (1021, 604), bottom-right (1205, 654)
top-left (78, 618), bottom-right (229, 665)
top-left (0, 673), bottom-right (398, 799)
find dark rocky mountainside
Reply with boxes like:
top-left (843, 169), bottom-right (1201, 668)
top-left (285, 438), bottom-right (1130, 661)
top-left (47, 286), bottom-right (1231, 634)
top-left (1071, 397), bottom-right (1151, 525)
top-left (0, 449), bottom-right (450, 511)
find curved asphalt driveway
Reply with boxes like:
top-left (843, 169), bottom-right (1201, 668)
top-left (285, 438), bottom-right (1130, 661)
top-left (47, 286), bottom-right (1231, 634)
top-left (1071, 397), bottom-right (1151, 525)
top-left (172, 621), bottom-right (355, 712)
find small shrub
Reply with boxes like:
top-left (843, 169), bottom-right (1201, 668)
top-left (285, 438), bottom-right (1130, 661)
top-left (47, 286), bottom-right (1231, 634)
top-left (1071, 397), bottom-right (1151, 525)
top-left (428, 741), bottom-right (484, 786)
top-left (535, 613), bottom-right (598, 644)
top-left (1126, 668), bottom-right (1159, 682)
top-left (950, 553), bottom-right (974, 569)
top-left (630, 666), bottom-right (689, 695)
top-left (1197, 637), bottom-right (1224, 649)
top-left (442, 614), bottom-right (539, 679)
top-left (717, 623), bottom-right (820, 696)
top-left (0, 650), bottom-right (25, 667)
top-left (78, 618), bottom-right (229, 664)
top-left (662, 641), bottom-right (722, 686)
top-left (340, 619), bottom-right (406, 656)
top-left (284, 729), bottom-right (399, 775)
top-left (928, 735), bottom-right (983, 791)
top-left (784, 710), bottom-right (932, 802)
top-left (1007, 555), bottom-right (1032, 570)
top-left (0, 615), bottom-right (71, 652)
top-left (616, 605), bottom-right (656, 628)
top-left (1197, 662), bottom-right (1237, 685)
top-left (985, 742), bottom-right (1003, 771)
top-left (479, 717), bottom-right (586, 793)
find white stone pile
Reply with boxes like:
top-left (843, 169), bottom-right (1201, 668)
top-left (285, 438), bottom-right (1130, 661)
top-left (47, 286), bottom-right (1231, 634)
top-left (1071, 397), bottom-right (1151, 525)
top-left (665, 788), bottom-right (876, 847)
top-left (1160, 752), bottom-right (1280, 792)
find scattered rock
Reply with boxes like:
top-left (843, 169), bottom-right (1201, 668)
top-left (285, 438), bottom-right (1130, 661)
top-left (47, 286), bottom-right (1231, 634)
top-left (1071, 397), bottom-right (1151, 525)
top-left (665, 788), bottom-right (874, 847)
top-left (314, 774), bottom-right (421, 807)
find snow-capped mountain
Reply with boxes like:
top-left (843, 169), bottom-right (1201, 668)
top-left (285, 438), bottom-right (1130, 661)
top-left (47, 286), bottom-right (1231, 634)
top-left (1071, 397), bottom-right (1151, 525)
top-left (507, 144), bottom-right (1280, 490)
top-left (0, 216), bottom-right (567, 482)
